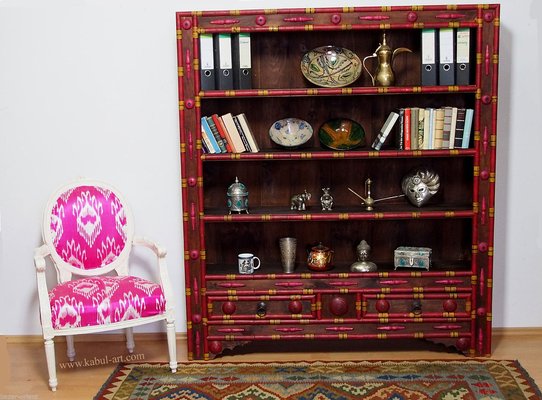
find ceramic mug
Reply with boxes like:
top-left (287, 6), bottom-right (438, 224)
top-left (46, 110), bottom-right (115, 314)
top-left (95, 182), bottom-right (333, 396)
top-left (238, 253), bottom-right (261, 274)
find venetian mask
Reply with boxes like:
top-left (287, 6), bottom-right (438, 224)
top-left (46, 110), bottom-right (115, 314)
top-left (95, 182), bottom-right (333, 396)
top-left (401, 168), bottom-right (440, 207)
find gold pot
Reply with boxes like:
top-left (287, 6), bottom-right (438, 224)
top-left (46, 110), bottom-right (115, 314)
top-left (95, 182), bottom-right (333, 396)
top-left (307, 243), bottom-right (333, 271)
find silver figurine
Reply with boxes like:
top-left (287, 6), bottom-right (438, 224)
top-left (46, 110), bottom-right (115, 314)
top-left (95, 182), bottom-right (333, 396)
top-left (320, 188), bottom-right (333, 211)
top-left (350, 240), bottom-right (378, 272)
top-left (290, 190), bottom-right (311, 211)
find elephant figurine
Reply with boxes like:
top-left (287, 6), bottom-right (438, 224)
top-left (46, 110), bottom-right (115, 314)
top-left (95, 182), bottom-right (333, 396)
top-left (290, 190), bottom-right (311, 211)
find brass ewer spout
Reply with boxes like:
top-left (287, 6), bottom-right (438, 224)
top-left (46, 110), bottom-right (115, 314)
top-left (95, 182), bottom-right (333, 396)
top-left (362, 31), bottom-right (412, 87)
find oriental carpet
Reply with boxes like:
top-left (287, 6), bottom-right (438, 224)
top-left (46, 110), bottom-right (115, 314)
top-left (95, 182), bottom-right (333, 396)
top-left (94, 360), bottom-right (541, 400)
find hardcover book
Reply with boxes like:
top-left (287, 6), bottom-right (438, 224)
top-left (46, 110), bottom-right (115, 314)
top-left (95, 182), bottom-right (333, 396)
top-left (206, 116), bottom-right (228, 153)
top-left (433, 108), bottom-right (445, 149)
top-left (236, 113), bottom-right (259, 152)
top-left (233, 115), bottom-right (252, 152)
top-left (220, 113), bottom-right (246, 152)
top-left (372, 111), bottom-right (399, 150)
top-left (454, 108), bottom-right (466, 148)
top-left (211, 114), bottom-right (233, 152)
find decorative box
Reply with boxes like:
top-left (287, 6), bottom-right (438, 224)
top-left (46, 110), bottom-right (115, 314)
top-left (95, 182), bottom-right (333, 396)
top-left (394, 247), bottom-right (432, 270)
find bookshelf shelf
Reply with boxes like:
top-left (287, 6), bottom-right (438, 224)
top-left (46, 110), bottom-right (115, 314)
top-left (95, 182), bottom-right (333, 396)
top-left (177, 4), bottom-right (500, 360)
top-left (199, 85), bottom-right (479, 98)
top-left (201, 148), bottom-right (477, 161)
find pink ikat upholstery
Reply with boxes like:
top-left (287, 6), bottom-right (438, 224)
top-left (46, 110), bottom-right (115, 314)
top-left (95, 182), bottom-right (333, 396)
top-left (50, 185), bottom-right (127, 270)
top-left (37, 180), bottom-right (178, 390)
top-left (49, 276), bottom-right (166, 329)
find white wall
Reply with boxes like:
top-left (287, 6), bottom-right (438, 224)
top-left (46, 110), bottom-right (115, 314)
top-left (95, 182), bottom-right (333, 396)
top-left (0, 0), bottom-right (540, 335)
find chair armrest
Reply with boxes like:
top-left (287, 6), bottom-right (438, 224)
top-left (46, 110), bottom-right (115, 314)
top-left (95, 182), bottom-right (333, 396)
top-left (132, 236), bottom-right (176, 315)
top-left (133, 236), bottom-right (167, 258)
top-left (34, 244), bottom-right (50, 272)
top-left (34, 244), bottom-right (54, 334)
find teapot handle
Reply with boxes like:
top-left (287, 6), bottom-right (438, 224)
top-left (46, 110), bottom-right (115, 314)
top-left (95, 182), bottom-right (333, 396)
top-left (362, 53), bottom-right (377, 86)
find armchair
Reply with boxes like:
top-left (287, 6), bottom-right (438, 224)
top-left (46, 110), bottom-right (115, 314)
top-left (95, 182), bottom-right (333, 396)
top-left (34, 180), bottom-right (177, 391)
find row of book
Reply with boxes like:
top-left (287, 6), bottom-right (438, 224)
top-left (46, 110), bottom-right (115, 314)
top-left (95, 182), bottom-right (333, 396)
top-left (372, 107), bottom-right (474, 151)
top-left (201, 113), bottom-right (260, 154)
top-left (421, 28), bottom-right (472, 86)
top-left (199, 33), bottom-right (252, 91)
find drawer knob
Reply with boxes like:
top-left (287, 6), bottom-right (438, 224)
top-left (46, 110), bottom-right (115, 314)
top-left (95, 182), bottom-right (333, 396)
top-left (443, 299), bottom-right (457, 312)
top-left (288, 300), bottom-right (303, 314)
top-left (329, 296), bottom-right (348, 316)
top-left (222, 301), bottom-right (236, 315)
top-left (256, 301), bottom-right (267, 317)
top-left (375, 299), bottom-right (390, 313)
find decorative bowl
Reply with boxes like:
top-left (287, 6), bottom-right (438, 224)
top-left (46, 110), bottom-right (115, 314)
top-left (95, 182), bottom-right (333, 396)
top-left (269, 118), bottom-right (313, 148)
top-left (318, 118), bottom-right (366, 150)
top-left (300, 45), bottom-right (362, 88)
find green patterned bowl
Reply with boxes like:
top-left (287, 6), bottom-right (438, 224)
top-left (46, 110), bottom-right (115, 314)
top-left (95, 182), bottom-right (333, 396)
top-left (318, 118), bottom-right (366, 150)
top-left (300, 46), bottom-right (362, 88)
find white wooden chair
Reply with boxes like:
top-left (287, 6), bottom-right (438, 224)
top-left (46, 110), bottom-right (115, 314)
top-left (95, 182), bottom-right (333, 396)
top-left (34, 180), bottom-right (177, 390)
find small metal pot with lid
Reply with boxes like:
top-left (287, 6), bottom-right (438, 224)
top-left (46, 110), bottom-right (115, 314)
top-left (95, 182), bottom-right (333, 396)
top-left (307, 242), bottom-right (333, 271)
top-left (227, 177), bottom-right (249, 214)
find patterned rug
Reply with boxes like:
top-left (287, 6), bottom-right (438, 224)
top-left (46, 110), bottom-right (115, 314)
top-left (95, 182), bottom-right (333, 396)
top-left (94, 360), bottom-right (541, 400)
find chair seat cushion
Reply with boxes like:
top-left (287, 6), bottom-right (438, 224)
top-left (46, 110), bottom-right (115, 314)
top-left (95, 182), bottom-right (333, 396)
top-left (49, 276), bottom-right (166, 330)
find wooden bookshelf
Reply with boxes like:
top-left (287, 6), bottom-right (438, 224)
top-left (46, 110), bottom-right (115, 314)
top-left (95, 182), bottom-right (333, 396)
top-left (176, 4), bottom-right (500, 360)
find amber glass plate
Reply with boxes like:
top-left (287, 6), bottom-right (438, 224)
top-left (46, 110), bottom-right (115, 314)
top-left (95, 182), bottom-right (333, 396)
top-left (318, 118), bottom-right (366, 150)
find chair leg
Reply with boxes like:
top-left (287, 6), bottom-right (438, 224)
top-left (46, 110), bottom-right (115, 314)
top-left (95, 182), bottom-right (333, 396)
top-left (125, 327), bottom-right (135, 353)
top-left (166, 320), bottom-right (177, 373)
top-left (44, 338), bottom-right (58, 391)
top-left (66, 335), bottom-right (75, 361)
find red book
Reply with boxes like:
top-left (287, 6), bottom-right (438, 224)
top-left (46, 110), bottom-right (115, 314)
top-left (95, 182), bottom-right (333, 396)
top-left (211, 114), bottom-right (233, 152)
top-left (404, 108), bottom-right (411, 150)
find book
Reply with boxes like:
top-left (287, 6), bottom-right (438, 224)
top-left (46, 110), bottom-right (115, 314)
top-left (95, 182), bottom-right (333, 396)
top-left (372, 111), bottom-right (399, 150)
top-left (441, 106), bottom-right (453, 149)
top-left (416, 108), bottom-right (425, 149)
top-left (448, 107), bottom-right (458, 149)
top-left (201, 116), bottom-right (221, 153)
top-left (410, 107), bottom-right (419, 150)
top-left (235, 113), bottom-right (259, 152)
top-left (462, 108), bottom-right (474, 148)
top-left (454, 108), bottom-right (466, 148)
top-left (396, 108), bottom-right (404, 150)
top-left (211, 114), bottom-right (233, 152)
top-left (233, 115), bottom-right (252, 151)
top-left (404, 108), bottom-right (412, 150)
top-left (206, 116), bottom-right (228, 152)
top-left (200, 125), bottom-right (214, 153)
top-left (433, 108), bottom-right (445, 149)
top-left (423, 108), bottom-right (434, 149)
top-left (220, 113), bottom-right (246, 152)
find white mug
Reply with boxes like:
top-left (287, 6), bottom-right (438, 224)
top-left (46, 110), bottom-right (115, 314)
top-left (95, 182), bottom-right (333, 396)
top-left (238, 253), bottom-right (261, 274)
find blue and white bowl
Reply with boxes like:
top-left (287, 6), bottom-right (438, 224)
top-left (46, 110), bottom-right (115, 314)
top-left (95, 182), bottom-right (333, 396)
top-left (269, 118), bottom-right (313, 148)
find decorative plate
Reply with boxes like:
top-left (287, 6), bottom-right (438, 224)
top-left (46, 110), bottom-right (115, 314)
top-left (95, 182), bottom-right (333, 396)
top-left (269, 118), bottom-right (313, 148)
top-left (300, 46), bottom-right (362, 88)
top-left (318, 118), bottom-right (366, 150)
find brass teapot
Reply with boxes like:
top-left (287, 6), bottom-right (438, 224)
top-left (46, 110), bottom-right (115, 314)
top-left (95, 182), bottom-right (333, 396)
top-left (362, 32), bottom-right (412, 87)
top-left (307, 242), bottom-right (333, 271)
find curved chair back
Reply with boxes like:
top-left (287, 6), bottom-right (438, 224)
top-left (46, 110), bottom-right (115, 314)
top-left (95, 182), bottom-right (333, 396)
top-left (42, 180), bottom-right (134, 280)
